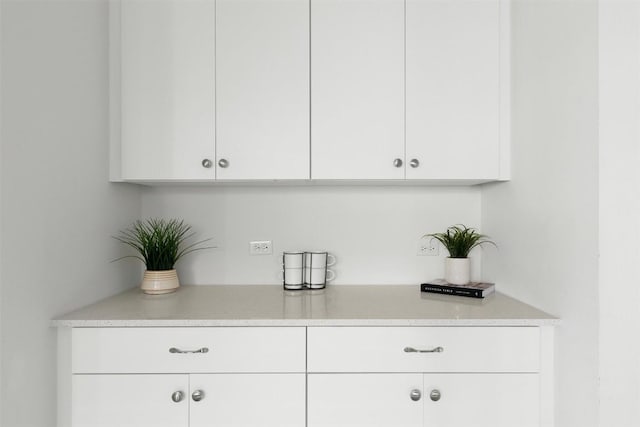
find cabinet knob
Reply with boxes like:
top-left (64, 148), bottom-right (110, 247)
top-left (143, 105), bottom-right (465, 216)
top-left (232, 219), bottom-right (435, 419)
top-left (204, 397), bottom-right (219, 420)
top-left (202, 159), bottom-right (213, 169)
top-left (393, 158), bottom-right (403, 168)
top-left (218, 158), bottom-right (229, 168)
top-left (192, 390), bottom-right (205, 402)
top-left (410, 389), bottom-right (422, 402)
top-left (409, 158), bottom-right (420, 168)
top-left (171, 391), bottom-right (184, 403)
top-left (430, 389), bottom-right (441, 402)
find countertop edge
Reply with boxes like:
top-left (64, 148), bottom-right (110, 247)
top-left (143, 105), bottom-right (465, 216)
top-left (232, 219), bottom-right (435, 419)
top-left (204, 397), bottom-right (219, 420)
top-left (52, 318), bottom-right (561, 328)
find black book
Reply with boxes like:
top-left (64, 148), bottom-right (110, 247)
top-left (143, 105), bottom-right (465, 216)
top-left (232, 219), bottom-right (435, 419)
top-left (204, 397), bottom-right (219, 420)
top-left (420, 279), bottom-right (495, 299)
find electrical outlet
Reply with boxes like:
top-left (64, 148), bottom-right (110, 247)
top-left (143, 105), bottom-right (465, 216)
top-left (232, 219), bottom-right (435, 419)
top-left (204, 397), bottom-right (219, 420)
top-left (417, 238), bottom-right (439, 256)
top-left (249, 240), bottom-right (273, 255)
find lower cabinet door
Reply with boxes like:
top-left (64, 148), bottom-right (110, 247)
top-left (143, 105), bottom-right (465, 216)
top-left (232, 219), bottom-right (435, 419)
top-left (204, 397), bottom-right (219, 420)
top-left (308, 373), bottom-right (423, 427)
top-left (189, 373), bottom-right (306, 427)
top-left (72, 374), bottom-right (189, 427)
top-left (423, 374), bottom-right (540, 427)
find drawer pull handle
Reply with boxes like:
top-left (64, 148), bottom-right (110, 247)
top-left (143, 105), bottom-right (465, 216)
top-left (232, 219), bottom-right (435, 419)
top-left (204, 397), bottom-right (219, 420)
top-left (404, 346), bottom-right (444, 354)
top-left (169, 347), bottom-right (209, 354)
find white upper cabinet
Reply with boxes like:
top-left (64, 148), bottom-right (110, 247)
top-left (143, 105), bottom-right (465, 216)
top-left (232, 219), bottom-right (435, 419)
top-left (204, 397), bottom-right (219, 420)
top-left (216, 0), bottom-right (310, 180)
top-left (119, 0), bottom-right (216, 181)
top-left (406, 0), bottom-right (508, 180)
top-left (311, 0), bottom-right (405, 180)
top-left (113, 0), bottom-right (510, 183)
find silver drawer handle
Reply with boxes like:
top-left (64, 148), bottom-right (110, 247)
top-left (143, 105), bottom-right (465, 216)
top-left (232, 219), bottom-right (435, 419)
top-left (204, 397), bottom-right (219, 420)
top-left (169, 347), bottom-right (209, 354)
top-left (404, 346), bottom-right (444, 353)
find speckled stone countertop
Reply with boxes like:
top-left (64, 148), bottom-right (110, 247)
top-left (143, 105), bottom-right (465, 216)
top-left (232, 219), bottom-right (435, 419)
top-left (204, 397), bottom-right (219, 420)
top-left (52, 285), bottom-right (558, 327)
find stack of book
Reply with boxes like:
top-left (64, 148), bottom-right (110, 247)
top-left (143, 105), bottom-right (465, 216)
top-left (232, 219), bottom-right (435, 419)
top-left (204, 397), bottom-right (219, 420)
top-left (420, 279), bottom-right (495, 299)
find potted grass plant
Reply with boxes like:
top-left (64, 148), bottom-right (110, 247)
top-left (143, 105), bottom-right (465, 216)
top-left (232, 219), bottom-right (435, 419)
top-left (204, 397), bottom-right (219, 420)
top-left (115, 218), bottom-right (213, 294)
top-left (425, 225), bottom-right (495, 285)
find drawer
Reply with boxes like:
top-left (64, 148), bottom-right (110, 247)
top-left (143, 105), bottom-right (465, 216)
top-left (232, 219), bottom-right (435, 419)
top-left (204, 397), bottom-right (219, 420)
top-left (307, 327), bottom-right (540, 373)
top-left (72, 327), bottom-right (306, 373)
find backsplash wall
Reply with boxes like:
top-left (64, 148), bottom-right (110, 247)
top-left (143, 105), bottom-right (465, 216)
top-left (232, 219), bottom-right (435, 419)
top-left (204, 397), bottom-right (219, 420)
top-left (141, 185), bottom-right (484, 285)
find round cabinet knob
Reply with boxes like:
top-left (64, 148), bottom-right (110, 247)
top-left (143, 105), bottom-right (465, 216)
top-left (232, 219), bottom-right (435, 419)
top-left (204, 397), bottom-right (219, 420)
top-left (192, 390), bottom-right (205, 402)
top-left (410, 389), bottom-right (422, 402)
top-left (409, 158), bottom-right (420, 168)
top-left (393, 158), bottom-right (403, 168)
top-left (171, 391), bottom-right (184, 403)
top-left (218, 158), bottom-right (229, 168)
top-left (430, 389), bottom-right (442, 402)
top-left (201, 159), bottom-right (213, 169)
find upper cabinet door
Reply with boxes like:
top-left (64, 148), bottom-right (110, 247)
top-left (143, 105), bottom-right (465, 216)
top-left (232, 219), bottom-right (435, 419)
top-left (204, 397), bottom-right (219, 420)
top-left (120, 0), bottom-right (216, 181)
top-left (311, 0), bottom-right (405, 180)
top-left (216, 0), bottom-right (310, 180)
top-left (406, 0), bottom-right (504, 180)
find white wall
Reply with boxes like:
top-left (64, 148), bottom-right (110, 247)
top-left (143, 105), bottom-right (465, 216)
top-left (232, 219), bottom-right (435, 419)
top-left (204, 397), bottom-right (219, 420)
top-left (141, 185), bottom-right (485, 285)
top-left (481, 1), bottom-right (600, 426)
top-left (0, 1), bottom-right (141, 426)
top-left (598, 1), bottom-right (640, 426)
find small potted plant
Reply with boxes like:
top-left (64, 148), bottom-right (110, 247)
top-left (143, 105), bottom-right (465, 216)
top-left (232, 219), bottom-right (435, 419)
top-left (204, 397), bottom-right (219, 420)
top-left (115, 218), bottom-right (213, 294)
top-left (425, 224), bottom-right (495, 285)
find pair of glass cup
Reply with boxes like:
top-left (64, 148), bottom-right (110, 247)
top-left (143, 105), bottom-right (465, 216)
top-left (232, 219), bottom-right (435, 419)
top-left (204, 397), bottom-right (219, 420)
top-left (282, 251), bottom-right (336, 290)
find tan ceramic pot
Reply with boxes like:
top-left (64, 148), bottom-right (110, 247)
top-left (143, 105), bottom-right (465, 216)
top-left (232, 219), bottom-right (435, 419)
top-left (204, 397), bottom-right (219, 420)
top-left (140, 269), bottom-right (180, 295)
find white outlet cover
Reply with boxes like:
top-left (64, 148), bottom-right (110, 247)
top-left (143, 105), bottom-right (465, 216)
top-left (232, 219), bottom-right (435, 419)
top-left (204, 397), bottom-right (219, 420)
top-left (417, 238), bottom-right (439, 256)
top-left (249, 240), bottom-right (273, 255)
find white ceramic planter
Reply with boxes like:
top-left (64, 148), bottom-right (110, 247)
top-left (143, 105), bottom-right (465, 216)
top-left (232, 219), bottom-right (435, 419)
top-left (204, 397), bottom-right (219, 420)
top-left (141, 269), bottom-right (180, 295)
top-left (445, 258), bottom-right (470, 285)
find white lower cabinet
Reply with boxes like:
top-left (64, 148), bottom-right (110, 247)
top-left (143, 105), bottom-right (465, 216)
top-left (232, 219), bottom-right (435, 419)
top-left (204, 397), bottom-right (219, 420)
top-left (64, 325), bottom-right (551, 427)
top-left (422, 373), bottom-right (539, 427)
top-left (73, 374), bottom-right (189, 427)
top-left (308, 373), bottom-right (538, 427)
top-left (307, 326), bottom-right (546, 427)
top-left (189, 374), bottom-right (305, 427)
top-left (68, 327), bottom-right (306, 427)
top-left (308, 374), bottom-right (423, 427)
top-left (73, 373), bottom-right (304, 427)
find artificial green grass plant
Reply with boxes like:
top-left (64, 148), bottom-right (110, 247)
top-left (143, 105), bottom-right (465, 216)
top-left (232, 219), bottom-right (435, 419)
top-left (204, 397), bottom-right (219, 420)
top-left (115, 218), bottom-right (213, 270)
top-left (425, 225), bottom-right (495, 258)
